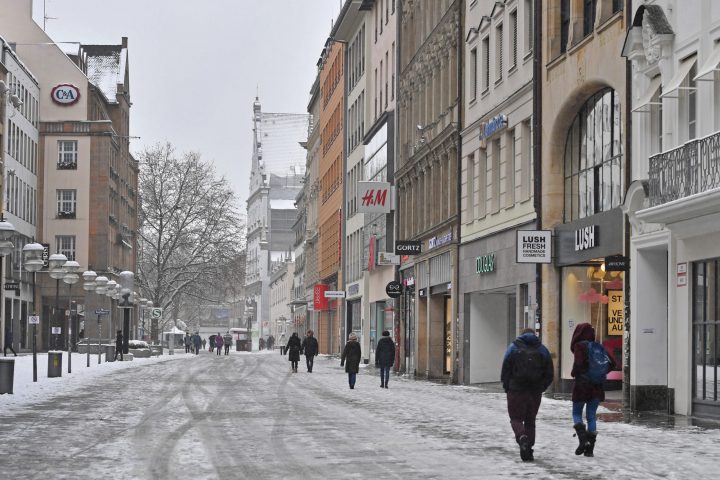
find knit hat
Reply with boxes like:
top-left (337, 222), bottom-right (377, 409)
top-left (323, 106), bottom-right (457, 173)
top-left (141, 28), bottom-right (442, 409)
top-left (382, 330), bottom-right (390, 337)
top-left (348, 332), bottom-right (357, 341)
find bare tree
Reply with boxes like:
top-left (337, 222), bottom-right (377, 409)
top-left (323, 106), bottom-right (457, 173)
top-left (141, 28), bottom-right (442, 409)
top-left (137, 143), bottom-right (244, 340)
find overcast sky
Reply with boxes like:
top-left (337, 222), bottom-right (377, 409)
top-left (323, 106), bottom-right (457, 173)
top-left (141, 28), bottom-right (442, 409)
top-left (33, 0), bottom-right (342, 207)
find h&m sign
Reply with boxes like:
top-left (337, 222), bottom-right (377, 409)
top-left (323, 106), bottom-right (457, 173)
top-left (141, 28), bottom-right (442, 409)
top-left (358, 182), bottom-right (393, 213)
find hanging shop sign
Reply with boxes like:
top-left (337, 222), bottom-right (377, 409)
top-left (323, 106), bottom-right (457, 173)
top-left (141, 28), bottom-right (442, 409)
top-left (395, 240), bottom-right (422, 255)
top-left (476, 253), bottom-right (495, 274)
top-left (516, 230), bottom-right (552, 264)
top-left (386, 281), bottom-right (403, 299)
top-left (377, 251), bottom-right (400, 265)
top-left (428, 231), bottom-right (453, 250)
top-left (357, 182), bottom-right (393, 213)
top-left (605, 255), bottom-right (629, 271)
top-left (51, 84), bottom-right (81, 106)
top-left (575, 225), bottom-right (598, 251)
top-left (607, 290), bottom-right (624, 336)
top-left (324, 290), bottom-right (346, 298)
top-left (314, 284), bottom-right (329, 311)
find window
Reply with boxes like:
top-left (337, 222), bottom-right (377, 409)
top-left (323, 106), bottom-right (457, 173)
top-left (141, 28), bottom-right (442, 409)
top-left (692, 259), bottom-right (720, 404)
top-left (465, 153), bottom-right (475, 221)
top-left (470, 48), bottom-right (478, 101)
top-left (613, 0), bottom-right (623, 14)
top-left (507, 130), bottom-right (516, 206)
top-left (525, 0), bottom-right (533, 54)
top-left (510, 10), bottom-right (518, 69)
top-left (584, 0), bottom-right (597, 36)
top-left (563, 88), bottom-right (623, 221)
top-left (492, 139), bottom-right (501, 213)
top-left (57, 190), bottom-right (77, 218)
top-left (688, 64), bottom-right (697, 140)
top-left (560, 0), bottom-right (570, 53)
top-left (495, 24), bottom-right (504, 82)
top-left (58, 140), bottom-right (78, 169)
top-left (56, 235), bottom-right (76, 261)
top-left (482, 36), bottom-right (490, 92)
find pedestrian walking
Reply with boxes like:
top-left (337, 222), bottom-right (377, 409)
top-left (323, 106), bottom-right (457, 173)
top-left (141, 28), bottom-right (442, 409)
top-left (278, 333), bottom-right (287, 355)
top-left (500, 327), bottom-right (554, 462)
top-left (301, 330), bottom-right (319, 372)
top-left (3, 329), bottom-right (17, 356)
top-left (267, 335), bottom-right (275, 351)
top-left (340, 332), bottom-right (362, 389)
top-left (184, 334), bottom-right (191, 354)
top-left (259, 337), bottom-right (266, 350)
top-left (209, 334), bottom-right (216, 352)
top-left (202, 338), bottom-right (206, 350)
top-left (286, 332), bottom-right (301, 373)
top-left (223, 331), bottom-right (232, 355)
top-left (214, 333), bottom-right (223, 356)
top-left (375, 330), bottom-right (395, 388)
top-left (114, 330), bottom-right (124, 361)
top-left (192, 332), bottom-right (201, 355)
top-left (570, 322), bottom-right (616, 458)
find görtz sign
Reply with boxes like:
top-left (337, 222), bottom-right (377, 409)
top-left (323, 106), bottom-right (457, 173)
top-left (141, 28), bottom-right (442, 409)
top-left (51, 84), bottom-right (81, 106)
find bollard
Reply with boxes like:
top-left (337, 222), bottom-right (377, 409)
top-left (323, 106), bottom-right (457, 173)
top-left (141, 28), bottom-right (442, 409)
top-left (105, 345), bottom-right (116, 362)
top-left (0, 358), bottom-right (14, 394)
top-left (48, 351), bottom-right (63, 378)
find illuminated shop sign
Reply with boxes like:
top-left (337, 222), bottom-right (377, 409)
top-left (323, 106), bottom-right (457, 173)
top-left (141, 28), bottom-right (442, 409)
top-left (476, 253), bottom-right (495, 274)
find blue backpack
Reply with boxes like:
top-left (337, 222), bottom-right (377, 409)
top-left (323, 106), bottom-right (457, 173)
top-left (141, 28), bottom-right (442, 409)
top-left (584, 341), bottom-right (610, 384)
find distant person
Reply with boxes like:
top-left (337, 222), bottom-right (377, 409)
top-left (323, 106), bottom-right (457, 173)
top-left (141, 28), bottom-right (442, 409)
top-left (278, 333), bottom-right (287, 355)
top-left (114, 330), bottom-right (124, 361)
top-left (301, 330), bottom-right (319, 373)
top-left (223, 331), bottom-right (232, 355)
top-left (341, 333), bottom-right (361, 389)
top-left (286, 332), bottom-right (302, 373)
top-left (192, 332), bottom-right (201, 355)
top-left (3, 329), bottom-right (17, 356)
top-left (259, 337), bottom-right (266, 350)
top-left (570, 322), bottom-right (616, 458)
top-left (209, 335), bottom-right (216, 352)
top-left (184, 334), bottom-right (191, 354)
top-left (500, 328), bottom-right (554, 462)
top-left (266, 335), bottom-right (275, 351)
top-left (202, 338), bottom-right (206, 350)
top-left (375, 331), bottom-right (395, 388)
top-left (214, 333), bottom-right (223, 356)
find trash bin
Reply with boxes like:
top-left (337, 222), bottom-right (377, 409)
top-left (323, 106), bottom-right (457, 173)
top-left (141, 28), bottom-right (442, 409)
top-left (48, 351), bottom-right (63, 378)
top-left (0, 358), bottom-right (14, 394)
top-left (236, 340), bottom-right (247, 352)
top-left (105, 345), bottom-right (116, 362)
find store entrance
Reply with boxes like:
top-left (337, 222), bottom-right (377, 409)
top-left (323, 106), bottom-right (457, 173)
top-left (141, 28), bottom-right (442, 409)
top-left (468, 288), bottom-right (516, 383)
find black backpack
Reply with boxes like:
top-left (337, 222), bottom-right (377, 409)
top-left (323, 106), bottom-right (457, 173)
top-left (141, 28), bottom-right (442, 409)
top-left (511, 340), bottom-right (545, 388)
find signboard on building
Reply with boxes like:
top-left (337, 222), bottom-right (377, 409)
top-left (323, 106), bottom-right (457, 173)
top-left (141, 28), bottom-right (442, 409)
top-left (575, 225), bottom-right (598, 251)
top-left (605, 255), bottom-right (629, 271)
top-left (42, 243), bottom-right (50, 268)
top-left (478, 114), bottom-right (508, 146)
top-left (324, 290), bottom-right (346, 298)
top-left (676, 263), bottom-right (688, 287)
top-left (377, 251), bottom-right (400, 265)
top-left (395, 240), bottom-right (421, 255)
top-left (516, 230), bottom-right (552, 264)
top-left (4, 282), bottom-right (19, 290)
top-left (314, 284), bottom-right (329, 310)
top-left (357, 182), bottom-right (392, 213)
top-left (428, 231), bottom-right (452, 250)
top-left (51, 84), bottom-right (81, 106)
top-left (386, 281), bottom-right (403, 298)
top-left (28, 315), bottom-right (40, 325)
top-left (476, 253), bottom-right (495, 274)
top-left (607, 290), bottom-right (624, 335)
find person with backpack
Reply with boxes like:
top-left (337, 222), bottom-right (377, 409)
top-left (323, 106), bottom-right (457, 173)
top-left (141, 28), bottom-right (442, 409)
top-left (500, 327), bottom-right (554, 462)
top-left (570, 322), bottom-right (616, 458)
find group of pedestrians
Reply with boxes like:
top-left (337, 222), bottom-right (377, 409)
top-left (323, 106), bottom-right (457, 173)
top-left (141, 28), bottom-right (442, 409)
top-left (500, 322), bottom-right (615, 462)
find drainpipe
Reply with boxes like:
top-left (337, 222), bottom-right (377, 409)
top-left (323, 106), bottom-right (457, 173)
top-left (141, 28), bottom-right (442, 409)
top-left (532, 0), bottom-right (543, 350)
top-left (623, 0), bottom-right (633, 411)
top-left (454, 0), bottom-right (464, 385)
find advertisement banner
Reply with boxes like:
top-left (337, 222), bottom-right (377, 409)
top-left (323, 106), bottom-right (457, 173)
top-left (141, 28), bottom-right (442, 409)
top-left (314, 284), bottom-right (328, 311)
top-left (607, 290), bottom-right (623, 335)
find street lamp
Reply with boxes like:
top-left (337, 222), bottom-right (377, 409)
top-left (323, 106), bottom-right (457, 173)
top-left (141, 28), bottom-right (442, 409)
top-left (23, 243), bottom-right (44, 382)
top-left (82, 270), bottom-right (96, 366)
top-left (104, 280), bottom-right (117, 335)
top-left (62, 260), bottom-right (80, 373)
top-left (48, 253), bottom-right (67, 351)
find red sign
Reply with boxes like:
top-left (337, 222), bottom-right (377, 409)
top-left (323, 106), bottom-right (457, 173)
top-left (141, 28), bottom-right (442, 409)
top-left (368, 235), bottom-right (376, 271)
top-left (314, 284), bottom-right (329, 311)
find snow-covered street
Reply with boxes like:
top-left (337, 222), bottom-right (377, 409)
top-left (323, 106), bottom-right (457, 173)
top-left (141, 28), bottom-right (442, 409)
top-left (1, 350), bottom-right (719, 479)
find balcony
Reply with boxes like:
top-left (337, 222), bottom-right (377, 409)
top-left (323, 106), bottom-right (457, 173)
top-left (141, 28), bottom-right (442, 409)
top-left (57, 160), bottom-right (77, 170)
top-left (648, 132), bottom-right (720, 207)
top-left (57, 210), bottom-right (76, 219)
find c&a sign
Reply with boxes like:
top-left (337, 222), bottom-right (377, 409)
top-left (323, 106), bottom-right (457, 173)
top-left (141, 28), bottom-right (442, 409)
top-left (51, 84), bottom-right (81, 106)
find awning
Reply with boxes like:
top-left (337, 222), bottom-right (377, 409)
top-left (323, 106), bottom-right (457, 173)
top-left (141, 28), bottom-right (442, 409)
top-left (660, 55), bottom-right (697, 98)
top-left (695, 42), bottom-right (720, 81)
top-left (632, 75), bottom-right (662, 112)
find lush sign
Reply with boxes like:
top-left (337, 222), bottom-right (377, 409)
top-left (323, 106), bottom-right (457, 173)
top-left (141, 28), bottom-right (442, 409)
top-left (575, 225), bottom-right (598, 251)
top-left (516, 230), bottom-right (552, 264)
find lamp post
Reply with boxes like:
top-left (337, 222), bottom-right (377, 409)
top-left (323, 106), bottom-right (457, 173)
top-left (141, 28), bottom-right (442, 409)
top-left (104, 280), bottom-right (117, 336)
top-left (81, 271), bottom-right (96, 367)
top-left (48, 253), bottom-right (67, 351)
top-left (94, 276), bottom-right (109, 364)
top-left (62, 261), bottom-right (80, 373)
top-left (118, 271), bottom-right (134, 355)
top-left (22, 243), bottom-right (44, 382)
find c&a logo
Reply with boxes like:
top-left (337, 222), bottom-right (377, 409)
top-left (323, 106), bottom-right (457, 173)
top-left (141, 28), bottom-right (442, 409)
top-left (51, 84), bottom-right (81, 105)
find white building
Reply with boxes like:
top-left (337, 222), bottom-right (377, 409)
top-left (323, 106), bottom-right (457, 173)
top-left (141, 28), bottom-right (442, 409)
top-left (623, 1), bottom-right (720, 417)
top-left (269, 260), bottom-right (294, 338)
top-left (1, 36), bottom-right (39, 353)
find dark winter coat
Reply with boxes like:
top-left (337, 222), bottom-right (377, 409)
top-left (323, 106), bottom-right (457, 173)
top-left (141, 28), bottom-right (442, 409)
top-left (500, 332), bottom-right (554, 393)
top-left (301, 336), bottom-right (319, 357)
top-left (570, 323), bottom-right (617, 402)
top-left (192, 334), bottom-right (201, 348)
top-left (115, 332), bottom-right (123, 349)
top-left (4, 331), bottom-right (12, 347)
top-left (286, 334), bottom-right (302, 362)
top-left (375, 336), bottom-right (395, 368)
top-left (214, 335), bottom-right (224, 348)
top-left (184, 336), bottom-right (191, 346)
top-left (341, 339), bottom-right (362, 374)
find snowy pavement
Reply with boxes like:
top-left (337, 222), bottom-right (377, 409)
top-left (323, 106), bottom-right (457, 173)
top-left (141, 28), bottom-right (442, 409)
top-left (0, 350), bottom-right (719, 479)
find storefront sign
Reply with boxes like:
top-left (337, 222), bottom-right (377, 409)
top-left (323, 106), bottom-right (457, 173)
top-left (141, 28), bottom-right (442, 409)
top-left (51, 84), bottom-right (81, 105)
top-left (347, 282), bottom-right (360, 296)
top-left (4, 282), bottom-right (19, 290)
top-left (377, 251), bottom-right (400, 265)
top-left (428, 231), bottom-right (453, 250)
top-left (479, 114), bottom-right (508, 142)
top-left (677, 262), bottom-right (687, 287)
top-left (575, 225), bottom-right (598, 251)
top-left (516, 230), bottom-right (552, 264)
top-left (605, 255), bottom-right (629, 271)
top-left (395, 240), bottom-right (422, 255)
top-left (386, 281), bottom-right (403, 298)
top-left (313, 284), bottom-right (328, 311)
top-left (475, 254), bottom-right (495, 274)
top-left (324, 290), bottom-right (346, 298)
top-left (607, 290), bottom-right (624, 335)
top-left (357, 181), bottom-right (392, 213)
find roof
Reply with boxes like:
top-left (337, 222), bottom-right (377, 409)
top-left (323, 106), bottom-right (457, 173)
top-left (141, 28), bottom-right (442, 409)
top-left (270, 199), bottom-right (297, 210)
top-left (82, 44), bottom-right (127, 103)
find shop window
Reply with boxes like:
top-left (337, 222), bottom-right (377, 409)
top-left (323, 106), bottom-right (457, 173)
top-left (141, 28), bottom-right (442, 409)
top-left (692, 260), bottom-right (720, 404)
top-left (563, 88), bottom-right (623, 222)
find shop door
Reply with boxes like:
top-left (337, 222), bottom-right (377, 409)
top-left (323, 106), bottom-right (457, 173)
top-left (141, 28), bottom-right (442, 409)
top-left (692, 259), bottom-right (720, 416)
top-left (444, 296), bottom-right (452, 374)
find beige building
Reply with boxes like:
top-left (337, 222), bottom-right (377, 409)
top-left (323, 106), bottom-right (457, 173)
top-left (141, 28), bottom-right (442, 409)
top-left (540, 0), bottom-right (627, 391)
top-left (270, 261), bottom-right (294, 337)
top-left (0, 0), bottom-right (137, 348)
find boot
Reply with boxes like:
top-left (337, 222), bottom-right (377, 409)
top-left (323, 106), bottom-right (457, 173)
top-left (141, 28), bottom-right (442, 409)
top-left (584, 432), bottom-right (596, 457)
top-left (518, 435), bottom-right (533, 462)
top-left (573, 423), bottom-right (588, 455)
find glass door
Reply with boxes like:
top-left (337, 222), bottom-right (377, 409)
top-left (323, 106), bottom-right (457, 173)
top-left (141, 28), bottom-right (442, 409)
top-left (693, 260), bottom-right (720, 405)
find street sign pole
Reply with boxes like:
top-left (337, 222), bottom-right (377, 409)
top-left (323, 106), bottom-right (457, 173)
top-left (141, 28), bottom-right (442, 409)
top-left (28, 314), bottom-right (40, 382)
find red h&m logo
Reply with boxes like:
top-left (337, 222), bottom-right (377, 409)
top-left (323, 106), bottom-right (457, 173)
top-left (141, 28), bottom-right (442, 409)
top-left (314, 284), bottom-right (329, 311)
top-left (361, 189), bottom-right (387, 208)
top-left (357, 182), bottom-right (392, 213)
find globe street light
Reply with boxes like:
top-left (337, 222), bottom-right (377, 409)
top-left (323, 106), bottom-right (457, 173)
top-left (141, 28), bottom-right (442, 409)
top-left (48, 253), bottom-right (67, 351)
top-left (23, 243), bottom-right (44, 382)
top-left (62, 260), bottom-right (80, 374)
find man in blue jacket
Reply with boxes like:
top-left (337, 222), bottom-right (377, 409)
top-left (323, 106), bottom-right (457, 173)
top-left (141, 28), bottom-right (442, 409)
top-left (500, 328), bottom-right (554, 462)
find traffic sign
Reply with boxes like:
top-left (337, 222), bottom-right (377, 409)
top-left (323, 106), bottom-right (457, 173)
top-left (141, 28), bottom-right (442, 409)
top-left (95, 308), bottom-right (110, 315)
top-left (150, 308), bottom-right (163, 319)
top-left (28, 315), bottom-right (40, 325)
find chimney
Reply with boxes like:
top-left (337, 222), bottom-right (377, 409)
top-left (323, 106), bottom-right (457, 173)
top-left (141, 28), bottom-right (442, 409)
top-left (121, 36), bottom-right (128, 48)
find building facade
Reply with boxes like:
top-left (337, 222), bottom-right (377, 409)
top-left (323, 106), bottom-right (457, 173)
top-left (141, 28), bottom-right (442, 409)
top-left (460, 0), bottom-right (536, 385)
top-left (624, 0), bottom-right (720, 418)
top-left (397, 0), bottom-right (461, 379)
top-left (269, 260), bottom-right (294, 338)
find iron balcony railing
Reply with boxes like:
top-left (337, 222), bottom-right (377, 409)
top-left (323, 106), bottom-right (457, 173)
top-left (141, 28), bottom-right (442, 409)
top-left (648, 131), bottom-right (720, 206)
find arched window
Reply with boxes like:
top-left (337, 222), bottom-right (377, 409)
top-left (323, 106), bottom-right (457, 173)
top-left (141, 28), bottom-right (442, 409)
top-left (564, 88), bottom-right (623, 221)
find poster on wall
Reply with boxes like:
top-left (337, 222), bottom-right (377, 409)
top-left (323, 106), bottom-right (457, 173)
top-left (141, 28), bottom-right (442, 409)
top-left (607, 290), bottom-right (623, 335)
